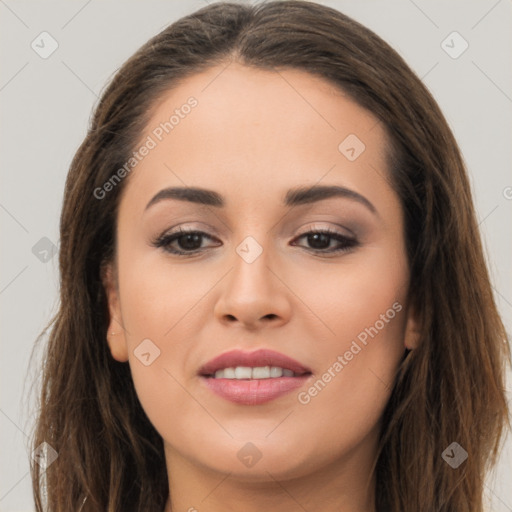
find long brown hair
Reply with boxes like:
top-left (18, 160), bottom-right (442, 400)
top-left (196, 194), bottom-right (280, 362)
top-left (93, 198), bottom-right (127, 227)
top-left (29, 1), bottom-right (510, 510)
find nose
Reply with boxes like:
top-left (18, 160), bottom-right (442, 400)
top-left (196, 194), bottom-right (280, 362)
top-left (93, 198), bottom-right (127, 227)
top-left (213, 244), bottom-right (292, 331)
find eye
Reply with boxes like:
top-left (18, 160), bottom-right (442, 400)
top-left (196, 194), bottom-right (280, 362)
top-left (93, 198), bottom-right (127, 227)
top-left (152, 227), bottom-right (359, 256)
top-left (152, 228), bottom-right (220, 256)
top-left (291, 228), bottom-right (359, 255)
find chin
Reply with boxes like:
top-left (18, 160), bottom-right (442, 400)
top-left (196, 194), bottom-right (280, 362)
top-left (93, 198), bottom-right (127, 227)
top-left (191, 438), bottom-right (319, 482)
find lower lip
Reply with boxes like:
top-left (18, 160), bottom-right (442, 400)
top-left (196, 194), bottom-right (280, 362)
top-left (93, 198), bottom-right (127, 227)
top-left (200, 375), bottom-right (311, 405)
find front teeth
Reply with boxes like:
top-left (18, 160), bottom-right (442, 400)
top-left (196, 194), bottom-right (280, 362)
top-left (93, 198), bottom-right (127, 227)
top-left (213, 366), bottom-right (296, 379)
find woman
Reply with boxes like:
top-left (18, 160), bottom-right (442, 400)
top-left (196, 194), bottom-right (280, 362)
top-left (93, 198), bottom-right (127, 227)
top-left (30, 1), bottom-right (510, 511)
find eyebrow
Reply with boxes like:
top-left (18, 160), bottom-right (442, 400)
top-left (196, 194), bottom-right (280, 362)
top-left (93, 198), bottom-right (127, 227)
top-left (144, 185), bottom-right (377, 215)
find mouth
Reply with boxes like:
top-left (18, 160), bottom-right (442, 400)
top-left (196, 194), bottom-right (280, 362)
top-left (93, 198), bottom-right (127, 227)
top-left (203, 366), bottom-right (309, 379)
top-left (198, 348), bottom-right (313, 405)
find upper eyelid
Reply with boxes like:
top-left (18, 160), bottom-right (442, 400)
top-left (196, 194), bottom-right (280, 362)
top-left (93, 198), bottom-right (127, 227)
top-left (162, 225), bottom-right (352, 239)
top-left (164, 219), bottom-right (354, 234)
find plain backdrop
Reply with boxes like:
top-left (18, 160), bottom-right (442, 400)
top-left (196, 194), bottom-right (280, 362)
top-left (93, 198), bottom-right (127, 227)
top-left (1, 1), bottom-right (511, 510)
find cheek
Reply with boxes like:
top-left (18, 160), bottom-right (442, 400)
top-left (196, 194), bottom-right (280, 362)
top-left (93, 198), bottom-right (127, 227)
top-left (302, 300), bottom-right (407, 408)
top-left (288, 246), bottom-right (408, 433)
top-left (117, 270), bottom-right (195, 387)
top-left (291, 297), bottom-right (407, 470)
top-left (118, 254), bottom-right (209, 342)
top-left (291, 234), bottom-right (409, 349)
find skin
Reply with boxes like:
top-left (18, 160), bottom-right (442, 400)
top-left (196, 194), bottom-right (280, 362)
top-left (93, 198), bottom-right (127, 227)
top-left (103, 62), bottom-right (420, 512)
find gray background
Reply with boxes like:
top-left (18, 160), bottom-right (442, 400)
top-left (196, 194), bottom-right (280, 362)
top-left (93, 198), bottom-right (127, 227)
top-left (1, 0), bottom-right (511, 510)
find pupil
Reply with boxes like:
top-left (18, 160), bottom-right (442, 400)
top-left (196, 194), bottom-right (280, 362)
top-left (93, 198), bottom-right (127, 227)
top-left (308, 233), bottom-right (330, 249)
top-left (180, 233), bottom-right (201, 250)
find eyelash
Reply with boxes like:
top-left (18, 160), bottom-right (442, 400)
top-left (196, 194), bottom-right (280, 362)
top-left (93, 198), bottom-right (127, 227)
top-left (152, 227), bottom-right (359, 257)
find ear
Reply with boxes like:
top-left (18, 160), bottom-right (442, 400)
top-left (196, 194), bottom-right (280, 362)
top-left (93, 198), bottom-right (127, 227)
top-left (403, 302), bottom-right (421, 350)
top-left (101, 261), bottom-right (129, 362)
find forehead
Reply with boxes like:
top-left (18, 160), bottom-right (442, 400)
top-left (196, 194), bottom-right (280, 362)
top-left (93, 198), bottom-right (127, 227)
top-left (119, 62), bottom-right (394, 215)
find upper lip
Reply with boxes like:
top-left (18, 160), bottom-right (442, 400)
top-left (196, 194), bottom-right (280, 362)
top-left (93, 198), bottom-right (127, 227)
top-left (198, 348), bottom-right (312, 376)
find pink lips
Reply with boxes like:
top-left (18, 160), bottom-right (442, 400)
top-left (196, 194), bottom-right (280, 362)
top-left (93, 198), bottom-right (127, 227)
top-left (198, 348), bottom-right (312, 405)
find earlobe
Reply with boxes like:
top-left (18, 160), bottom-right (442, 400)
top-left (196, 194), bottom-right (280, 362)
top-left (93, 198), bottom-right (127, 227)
top-left (107, 329), bottom-right (129, 362)
top-left (403, 303), bottom-right (422, 350)
top-left (101, 261), bottom-right (129, 362)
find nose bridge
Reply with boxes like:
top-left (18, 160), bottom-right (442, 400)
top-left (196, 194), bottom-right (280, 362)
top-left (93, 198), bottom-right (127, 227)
top-left (229, 232), bottom-right (274, 299)
top-left (214, 229), bottom-right (291, 326)
top-left (229, 205), bottom-right (274, 275)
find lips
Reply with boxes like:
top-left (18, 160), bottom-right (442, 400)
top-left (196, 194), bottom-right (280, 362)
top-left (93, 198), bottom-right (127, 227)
top-left (198, 348), bottom-right (313, 405)
top-left (198, 348), bottom-right (312, 376)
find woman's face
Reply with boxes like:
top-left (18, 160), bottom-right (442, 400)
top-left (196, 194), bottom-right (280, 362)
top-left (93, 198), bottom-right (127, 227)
top-left (104, 63), bottom-right (419, 483)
